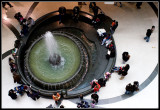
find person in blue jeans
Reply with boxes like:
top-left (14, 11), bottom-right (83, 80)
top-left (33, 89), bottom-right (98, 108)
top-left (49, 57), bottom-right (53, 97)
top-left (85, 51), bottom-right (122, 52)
top-left (144, 26), bottom-right (155, 42)
top-left (125, 83), bottom-right (133, 94)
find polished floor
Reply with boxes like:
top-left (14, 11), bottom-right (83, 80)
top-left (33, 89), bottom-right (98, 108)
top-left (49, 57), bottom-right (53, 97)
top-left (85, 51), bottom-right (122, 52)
top-left (1, 2), bottom-right (159, 108)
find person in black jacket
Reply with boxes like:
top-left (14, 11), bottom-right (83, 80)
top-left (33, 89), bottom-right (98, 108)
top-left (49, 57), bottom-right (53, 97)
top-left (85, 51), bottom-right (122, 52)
top-left (144, 26), bottom-right (155, 42)
top-left (89, 2), bottom-right (96, 9)
top-left (118, 64), bottom-right (130, 80)
top-left (98, 78), bottom-right (106, 87)
top-left (26, 90), bottom-right (40, 101)
top-left (122, 64), bottom-right (130, 72)
top-left (14, 39), bottom-right (21, 48)
top-left (58, 6), bottom-right (66, 24)
top-left (125, 83), bottom-right (133, 94)
top-left (91, 93), bottom-right (99, 103)
top-left (79, 94), bottom-right (83, 101)
top-left (125, 81), bottom-right (139, 94)
top-left (122, 52), bottom-right (130, 63)
top-left (2, 2), bottom-right (13, 9)
top-left (8, 89), bottom-right (17, 99)
top-left (73, 6), bottom-right (80, 22)
top-left (133, 81), bottom-right (139, 91)
top-left (136, 2), bottom-right (142, 9)
top-left (92, 5), bottom-right (100, 18)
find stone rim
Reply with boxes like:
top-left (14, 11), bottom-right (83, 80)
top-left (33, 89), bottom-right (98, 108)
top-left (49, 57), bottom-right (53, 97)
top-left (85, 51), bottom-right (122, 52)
top-left (25, 32), bottom-right (89, 90)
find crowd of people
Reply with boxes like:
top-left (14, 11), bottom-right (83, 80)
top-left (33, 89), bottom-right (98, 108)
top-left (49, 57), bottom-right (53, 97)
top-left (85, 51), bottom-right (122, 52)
top-left (125, 81), bottom-right (139, 94)
top-left (8, 84), bottom-right (40, 101)
top-left (76, 93), bottom-right (99, 108)
top-left (6, 2), bottom-right (155, 108)
top-left (14, 12), bottom-right (35, 38)
top-left (75, 70), bottom-right (112, 108)
top-left (75, 71), bottom-right (112, 108)
top-left (58, 2), bottom-right (103, 26)
top-left (96, 15), bottom-right (131, 81)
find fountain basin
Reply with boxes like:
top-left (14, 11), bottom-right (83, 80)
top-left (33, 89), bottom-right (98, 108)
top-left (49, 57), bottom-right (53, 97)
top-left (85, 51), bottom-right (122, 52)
top-left (25, 32), bottom-right (89, 90)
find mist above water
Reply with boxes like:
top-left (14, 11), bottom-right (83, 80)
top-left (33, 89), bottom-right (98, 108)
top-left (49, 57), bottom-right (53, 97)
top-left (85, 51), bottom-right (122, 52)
top-left (44, 31), bottom-right (65, 68)
top-left (44, 31), bottom-right (59, 58)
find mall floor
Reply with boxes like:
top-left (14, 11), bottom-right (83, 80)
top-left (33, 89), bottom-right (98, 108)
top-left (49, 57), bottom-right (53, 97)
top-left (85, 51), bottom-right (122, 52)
top-left (1, 2), bottom-right (158, 108)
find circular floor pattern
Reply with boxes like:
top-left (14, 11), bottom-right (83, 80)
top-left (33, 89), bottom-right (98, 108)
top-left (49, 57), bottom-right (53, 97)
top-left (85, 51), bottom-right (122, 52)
top-left (2, 2), bottom-right (158, 107)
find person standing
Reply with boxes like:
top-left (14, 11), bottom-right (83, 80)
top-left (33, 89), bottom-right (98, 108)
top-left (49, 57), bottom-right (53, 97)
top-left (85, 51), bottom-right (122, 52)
top-left (27, 17), bottom-right (35, 28)
top-left (106, 47), bottom-right (115, 59)
top-left (119, 70), bottom-right (128, 80)
top-left (8, 89), bottom-right (17, 99)
top-left (133, 81), bottom-right (139, 91)
top-left (144, 26), bottom-right (155, 42)
top-left (118, 64), bottom-right (130, 80)
top-left (13, 72), bottom-right (22, 84)
top-left (136, 2), bottom-right (142, 9)
top-left (111, 20), bottom-right (116, 27)
top-left (14, 39), bottom-right (21, 48)
top-left (52, 93), bottom-right (61, 104)
top-left (125, 83), bottom-right (133, 94)
top-left (89, 2), bottom-right (96, 9)
top-left (91, 93), bottom-right (99, 103)
top-left (73, 6), bottom-right (80, 23)
top-left (59, 105), bottom-right (64, 108)
top-left (58, 6), bottom-right (66, 24)
top-left (93, 81), bottom-right (101, 92)
top-left (92, 5), bottom-right (99, 18)
top-left (114, 2), bottom-right (122, 7)
top-left (122, 52), bottom-right (130, 63)
top-left (79, 94), bottom-right (83, 101)
top-left (110, 20), bottom-right (117, 34)
top-left (2, 2), bottom-right (13, 9)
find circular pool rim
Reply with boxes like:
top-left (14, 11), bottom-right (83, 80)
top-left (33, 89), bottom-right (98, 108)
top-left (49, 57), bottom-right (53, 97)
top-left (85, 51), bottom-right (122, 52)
top-left (25, 32), bottom-right (88, 90)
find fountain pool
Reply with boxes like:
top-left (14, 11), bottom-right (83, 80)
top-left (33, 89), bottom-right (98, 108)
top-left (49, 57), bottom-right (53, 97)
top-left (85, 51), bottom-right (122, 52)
top-left (28, 32), bottom-right (81, 83)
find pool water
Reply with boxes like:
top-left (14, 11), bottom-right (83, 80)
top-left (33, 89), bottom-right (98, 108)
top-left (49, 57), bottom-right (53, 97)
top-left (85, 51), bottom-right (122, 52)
top-left (28, 35), bottom-right (81, 83)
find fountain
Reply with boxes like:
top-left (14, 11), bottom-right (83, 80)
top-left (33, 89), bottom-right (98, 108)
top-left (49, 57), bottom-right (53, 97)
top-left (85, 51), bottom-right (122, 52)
top-left (44, 31), bottom-right (61, 66)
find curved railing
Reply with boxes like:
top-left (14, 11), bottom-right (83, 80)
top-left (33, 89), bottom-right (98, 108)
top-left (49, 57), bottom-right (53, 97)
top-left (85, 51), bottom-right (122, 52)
top-left (15, 9), bottom-right (116, 98)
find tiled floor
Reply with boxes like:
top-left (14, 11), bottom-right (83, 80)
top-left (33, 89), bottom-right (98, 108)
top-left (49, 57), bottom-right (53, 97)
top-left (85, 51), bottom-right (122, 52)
top-left (2, 2), bottom-right (158, 108)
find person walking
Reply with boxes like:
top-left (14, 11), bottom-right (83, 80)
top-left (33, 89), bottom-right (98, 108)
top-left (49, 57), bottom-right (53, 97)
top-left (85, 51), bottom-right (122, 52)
top-left (144, 26), bottom-right (155, 42)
